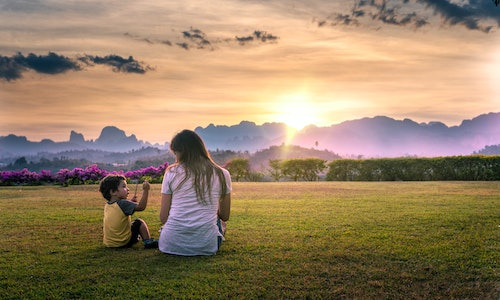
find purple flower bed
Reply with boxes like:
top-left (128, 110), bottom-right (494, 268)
top-left (0, 162), bottom-right (169, 186)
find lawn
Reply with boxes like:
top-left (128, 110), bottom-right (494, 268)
top-left (0, 182), bottom-right (498, 299)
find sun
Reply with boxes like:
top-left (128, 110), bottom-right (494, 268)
top-left (272, 92), bottom-right (320, 130)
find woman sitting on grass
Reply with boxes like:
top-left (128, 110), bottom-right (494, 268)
top-left (159, 129), bottom-right (232, 256)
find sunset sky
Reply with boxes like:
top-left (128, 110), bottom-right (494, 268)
top-left (1, 0), bottom-right (499, 144)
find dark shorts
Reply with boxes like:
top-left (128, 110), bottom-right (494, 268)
top-left (121, 218), bottom-right (142, 248)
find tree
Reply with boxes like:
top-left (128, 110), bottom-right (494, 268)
top-left (225, 158), bottom-right (250, 182)
top-left (301, 158), bottom-right (326, 181)
top-left (281, 158), bottom-right (326, 181)
top-left (14, 157), bottom-right (28, 167)
top-left (268, 159), bottom-right (283, 181)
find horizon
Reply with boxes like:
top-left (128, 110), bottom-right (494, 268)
top-left (1, 1), bottom-right (499, 144)
top-left (2, 111), bottom-right (498, 144)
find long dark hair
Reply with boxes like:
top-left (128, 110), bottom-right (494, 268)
top-left (169, 129), bottom-right (227, 204)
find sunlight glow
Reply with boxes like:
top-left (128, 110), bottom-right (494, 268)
top-left (272, 92), bottom-right (320, 130)
top-left (270, 90), bottom-right (323, 145)
top-left (486, 48), bottom-right (500, 104)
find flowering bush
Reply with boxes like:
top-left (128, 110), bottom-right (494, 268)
top-left (0, 162), bottom-right (169, 186)
top-left (123, 162), bottom-right (168, 184)
top-left (0, 168), bottom-right (46, 186)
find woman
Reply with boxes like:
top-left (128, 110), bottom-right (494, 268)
top-left (159, 129), bottom-right (232, 256)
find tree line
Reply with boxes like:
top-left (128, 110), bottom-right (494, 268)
top-left (2, 155), bottom-right (498, 186)
top-left (225, 156), bottom-right (500, 182)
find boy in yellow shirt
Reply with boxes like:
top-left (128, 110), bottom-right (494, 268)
top-left (99, 174), bottom-right (157, 248)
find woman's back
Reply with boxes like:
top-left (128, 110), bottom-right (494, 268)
top-left (159, 164), bottom-right (231, 256)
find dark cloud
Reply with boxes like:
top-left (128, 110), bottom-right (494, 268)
top-left (417, 0), bottom-right (499, 33)
top-left (235, 36), bottom-right (254, 43)
top-left (124, 32), bottom-right (173, 46)
top-left (235, 31), bottom-right (279, 45)
top-left (0, 55), bottom-right (25, 81)
top-left (125, 28), bottom-right (279, 50)
top-left (14, 52), bottom-right (81, 74)
top-left (325, 13), bottom-right (361, 26)
top-left (0, 0), bottom-right (59, 13)
top-left (0, 52), bottom-right (152, 81)
top-left (0, 52), bottom-right (79, 81)
top-left (78, 54), bottom-right (153, 74)
top-left (176, 42), bottom-right (190, 50)
top-left (316, 0), bottom-right (498, 33)
top-left (180, 28), bottom-right (212, 50)
top-left (254, 31), bottom-right (279, 42)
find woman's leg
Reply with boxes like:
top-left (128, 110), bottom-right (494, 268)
top-left (217, 218), bottom-right (226, 249)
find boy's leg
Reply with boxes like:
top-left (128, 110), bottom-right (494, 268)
top-left (136, 218), bottom-right (151, 240)
top-left (134, 218), bottom-right (158, 249)
top-left (121, 219), bottom-right (141, 248)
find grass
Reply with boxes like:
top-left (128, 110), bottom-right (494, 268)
top-left (0, 182), bottom-right (498, 299)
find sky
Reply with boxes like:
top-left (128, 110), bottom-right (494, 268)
top-left (0, 0), bottom-right (499, 144)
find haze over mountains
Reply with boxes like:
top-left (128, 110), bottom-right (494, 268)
top-left (197, 112), bottom-right (499, 157)
top-left (1, 112), bottom-right (498, 158)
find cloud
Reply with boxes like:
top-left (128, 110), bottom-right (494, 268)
top-left (0, 55), bottom-right (25, 81)
top-left (0, 52), bottom-right (152, 81)
top-left (234, 30), bottom-right (280, 45)
top-left (0, 52), bottom-right (80, 81)
top-left (181, 28), bottom-right (212, 50)
top-left (124, 32), bottom-right (173, 47)
top-left (0, 0), bottom-right (58, 13)
top-left (78, 55), bottom-right (153, 74)
top-left (124, 28), bottom-right (279, 50)
top-left (316, 0), bottom-right (498, 33)
top-left (176, 42), bottom-right (190, 50)
top-left (417, 0), bottom-right (499, 33)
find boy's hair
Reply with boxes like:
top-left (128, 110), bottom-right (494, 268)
top-left (99, 174), bottom-right (126, 201)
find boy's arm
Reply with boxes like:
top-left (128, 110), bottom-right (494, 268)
top-left (134, 181), bottom-right (150, 211)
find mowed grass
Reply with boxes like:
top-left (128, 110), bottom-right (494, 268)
top-left (0, 182), bottom-right (498, 299)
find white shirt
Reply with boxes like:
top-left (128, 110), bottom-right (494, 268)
top-left (159, 164), bottom-right (232, 256)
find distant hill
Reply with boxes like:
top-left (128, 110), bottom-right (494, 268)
top-left (0, 126), bottom-right (167, 158)
top-left (196, 112), bottom-right (500, 157)
top-left (249, 145), bottom-right (341, 172)
top-left (1, 112), bottom-right (499, 158)
top-left (194, 121), bottom-right (289, 151)
top-left (291, 113), bottom-right (499, 157)
top-left (474, 144), bottom-right (500, 155)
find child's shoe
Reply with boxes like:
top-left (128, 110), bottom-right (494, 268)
top-left (143, 238), bottom-right (158, 249)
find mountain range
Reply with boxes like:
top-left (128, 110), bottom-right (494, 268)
top-left (0, 126), bottom-right (166, 158)
top-left (195, 112), bottom-right (499, 157)
top-left (0, 112), bottom-right (499, 158)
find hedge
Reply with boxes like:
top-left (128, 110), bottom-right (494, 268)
top-left (326, 156), bottom-right (500, 181)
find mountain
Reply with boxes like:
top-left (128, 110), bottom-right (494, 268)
top-left (290, 113), bottom-right (499, 157)
top-left (0, 126), bottom-right (153, 157)
top-left (194, 121), bottom-right (289, 151)
top-left (1, 113), bottom-right (499, 158)
top-left (195, 113), bottom-right (500, 157)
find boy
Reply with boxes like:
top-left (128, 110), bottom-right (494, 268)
top-left (99, 174), bottom-right (158, 249)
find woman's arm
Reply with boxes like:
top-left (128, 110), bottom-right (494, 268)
top-left (160, 193), bottom-right (172, 224)
top-left (218, 193), bottom-right (231, 222)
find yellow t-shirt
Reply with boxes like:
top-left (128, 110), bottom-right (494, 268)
top-left (103, 201), bottom-right (135, 247)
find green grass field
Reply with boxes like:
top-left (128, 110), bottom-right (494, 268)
top-left (0, 182), bottom-right (498, 299)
